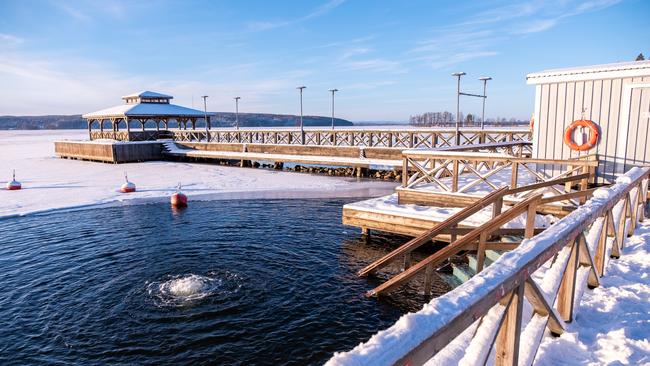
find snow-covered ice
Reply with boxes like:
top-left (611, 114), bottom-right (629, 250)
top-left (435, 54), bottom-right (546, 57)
top-left (0, 130), bottom-right (397, 218)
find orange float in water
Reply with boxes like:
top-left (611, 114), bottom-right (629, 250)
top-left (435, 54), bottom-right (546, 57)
top-left (171, 183), bottom-right (188, 208)
top-left (120, 172), bottom-right (136, 193)
top-left (6, 170), bottom-right (21, 190)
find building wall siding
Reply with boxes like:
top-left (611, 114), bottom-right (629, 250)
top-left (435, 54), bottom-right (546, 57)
top-left (534, 76), bottom-right (650, 183)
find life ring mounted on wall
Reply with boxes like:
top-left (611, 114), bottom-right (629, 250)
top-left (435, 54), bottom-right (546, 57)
top-left (563, 119), bottom-right (599, 151)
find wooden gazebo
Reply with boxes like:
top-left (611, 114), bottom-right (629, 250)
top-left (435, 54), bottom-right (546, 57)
top-left (82, 91), bottom-right (214, 141)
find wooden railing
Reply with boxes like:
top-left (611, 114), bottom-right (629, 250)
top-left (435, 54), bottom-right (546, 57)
top-left (398, 150), bottom-right (599, 216)
top-left (89, 130), bottom-right (171, 141)
top-left (170, 127), bottom-right (531, 148)
top-left (329, 167), bottom-right (650, 366)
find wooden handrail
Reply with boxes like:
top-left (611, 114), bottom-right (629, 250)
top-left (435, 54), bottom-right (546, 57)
top-left (358, 187), bottom-right (509, 277)
top-left (401, 151), bottom-right (599, 167)
top-left (507, 173), bottom-right (590, 194)
top-left (367, 193), bottom-right (543, 297)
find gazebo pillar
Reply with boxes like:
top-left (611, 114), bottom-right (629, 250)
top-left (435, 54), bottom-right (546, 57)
top-left (100, 119), bottom-right (104, 133)
top-left (191, 118), bottom-right (196, 130)
top-left (87, 120), bottom-right (92, 140)
top-left (141, 118), bottom-right (146, 132)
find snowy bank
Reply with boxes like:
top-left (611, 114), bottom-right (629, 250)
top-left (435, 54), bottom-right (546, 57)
top-left (0, 130), bottom-right (397, 218)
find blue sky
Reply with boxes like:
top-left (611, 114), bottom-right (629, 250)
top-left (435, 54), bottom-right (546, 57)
top-left (0, 0), bottom-right (648, 121)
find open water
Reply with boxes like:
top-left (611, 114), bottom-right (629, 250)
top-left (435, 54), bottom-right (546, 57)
top-left (0, 198), bottom-right (446, 365)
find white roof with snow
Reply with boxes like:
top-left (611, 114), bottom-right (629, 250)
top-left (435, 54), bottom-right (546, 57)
top-left (83, 91), bottom-right (213, 119)
top-left (121, 91), bottom-right (173, 99)
top-left (527, 60), bottom-right (650, 84)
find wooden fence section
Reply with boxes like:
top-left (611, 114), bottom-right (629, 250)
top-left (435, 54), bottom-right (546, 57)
top-left (170, 127), bottom-right (531, 148)
top-left (397, 150), bottom-right (599, 216)
top-left (330, 167), bottom-right (650, 366)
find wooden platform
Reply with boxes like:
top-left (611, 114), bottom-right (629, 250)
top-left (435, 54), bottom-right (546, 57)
top-left (54, 140), bottom-right (163, 163)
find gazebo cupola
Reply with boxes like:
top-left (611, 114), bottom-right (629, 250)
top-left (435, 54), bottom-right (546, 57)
top-left (122, 91), bottom-right (174, 105)
top-left (83, 90), bottom-right (214, 141)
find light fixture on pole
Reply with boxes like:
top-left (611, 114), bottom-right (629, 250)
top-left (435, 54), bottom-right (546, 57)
top-left (451, 72), bottom-right (466, 145)
top-left (201, 95), bottom-right (209, 141)
top-left (329, 88), bottom-right (338, 130)
top-left (478, 77), bottom-right (492, 130)
top-left (234, 96), bottom-right (241, 130)
top-left (297, 86), bottom-right (306, 144)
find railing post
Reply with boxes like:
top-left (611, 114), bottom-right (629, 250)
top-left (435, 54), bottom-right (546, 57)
top-left (423, 263), bottom-right (435, 296)
top-left (452, 160), bottom-right (459, 192)
top-left (557, 239), bottom-right (579, 322)
top-left (565, 165), bottom-right (573, 193)
top-left (524, 197), bottom-right (538, 239)
top-left (594, 213), bottom-right (608, 276)
top-left (476, 231), bottom-right (488, 272)
top-left (510, 161), bottom-right (519, 189)
top-left (579, 166), bottom-right (590, 204)
top-left (495, 284), bottom-right (524, 366)
top-left (402, 157), bottom-right (408, 188)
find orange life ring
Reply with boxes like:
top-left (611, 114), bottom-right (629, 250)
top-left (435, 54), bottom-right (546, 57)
top-left (530, 116), bottom-right (535, 131)
top-left (563, 120), bottom-right (599, 151)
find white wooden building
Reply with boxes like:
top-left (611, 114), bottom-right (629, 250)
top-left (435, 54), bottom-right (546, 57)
top-left (527, 60), bottom-right (650, 183)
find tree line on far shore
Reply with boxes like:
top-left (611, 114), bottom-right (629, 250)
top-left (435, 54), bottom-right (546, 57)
top-left (408, 111), bottom-right (529, 127)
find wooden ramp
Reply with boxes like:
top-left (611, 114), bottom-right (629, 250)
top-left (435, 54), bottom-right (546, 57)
top-left (357, 178), bottom-right (599, 297)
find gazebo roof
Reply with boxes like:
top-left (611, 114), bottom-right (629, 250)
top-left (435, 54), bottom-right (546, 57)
top-left (82, 91), bottom-right (213, 119)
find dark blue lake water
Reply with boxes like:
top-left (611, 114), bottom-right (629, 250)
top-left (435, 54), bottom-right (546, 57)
top-left (0, 199), bottom-right (443, 365)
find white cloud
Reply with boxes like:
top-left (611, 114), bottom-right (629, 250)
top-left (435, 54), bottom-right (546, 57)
top-left (0, 33), bottom-right (24, 46)
top-left (246, 0), bottom-right (346, 31)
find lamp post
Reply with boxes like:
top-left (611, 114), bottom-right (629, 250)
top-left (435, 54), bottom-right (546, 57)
top-left (329, 88), bottom-right (338, 130)
top-left (479, 77), bottom-right (492, 129)
top-left (201, 95), bottom-right (209, 141)
top-left (234, 96), bottom-right (241, 130)
top-left (297, 86), bottom-right (306, 144)
top-left (451, 72), bottom-right (465, 145)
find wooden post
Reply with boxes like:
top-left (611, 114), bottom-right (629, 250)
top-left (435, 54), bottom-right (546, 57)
top-left (402, 158), bottom-right (408, 187)
top-left (403, 252), bottom-right (412, 270)
top-left (564, 165), bottom-right (573, 193)
top-left (594, 214), bottom-right (608, 276)
top-left (524, 198), bottom-right (538, 239)
top-left (557, 240), bottom-right (579, 322)
top-left (87, 120), bottom-right (92, 140)
top-left (423, 263), bottom-right (434, 296)
top-left (617, 198), bottom-right (629, 250)
top-left (493, 196), bottom-right (503, 219)
top-left (579, 166), bottom-right (589, 204)
top-left (510, 162), bottom-right (519, 189)
top-left (495, 284), bottom-right (524, 366)
top-left (476, 231), bottom-right (488, 272)
top-left (452, 160), bottom-right (459, 192)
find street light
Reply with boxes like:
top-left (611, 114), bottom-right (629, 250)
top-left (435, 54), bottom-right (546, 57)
top-left (297, 86), bottom-right (306, 144)
top-left (201, 95), bottom-right (209, 141)
top-left (234, 96), bottom-right (241, 130)
top-left (479, 77), bottom-right (492, 130)
top-left (329, 88), bottom-right (338, 130)
top-left (451, 72), bottom-right (466, 145)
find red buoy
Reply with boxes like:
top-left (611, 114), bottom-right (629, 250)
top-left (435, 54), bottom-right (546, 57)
top-left (6, 170), bottom-right (21, 190)
top-left (120, 172), bottom-right (136, 193)
top-left (171, 183), bottom-right (188, 208)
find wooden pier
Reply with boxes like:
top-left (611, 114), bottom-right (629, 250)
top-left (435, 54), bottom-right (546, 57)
top-left (332, 167), bottom-right (650, 366)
